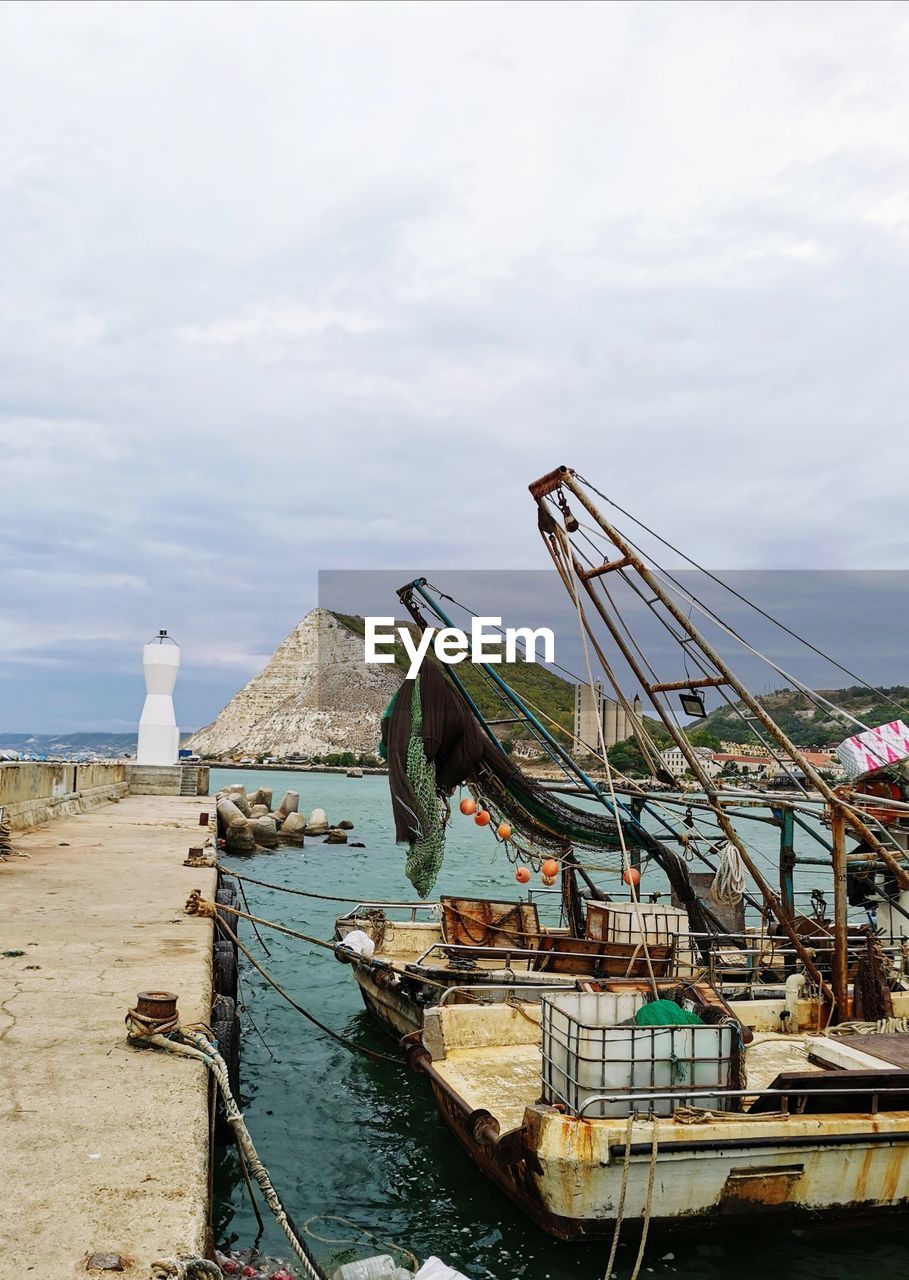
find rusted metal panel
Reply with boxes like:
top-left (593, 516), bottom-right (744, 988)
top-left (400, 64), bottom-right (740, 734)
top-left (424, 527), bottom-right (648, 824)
top-left (531, 934), bottom-right (673, 977)
top-left (441, 897), bottom-right (540, 950)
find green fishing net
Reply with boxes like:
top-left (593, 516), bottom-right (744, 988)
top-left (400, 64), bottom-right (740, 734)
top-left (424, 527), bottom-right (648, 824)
top-left (403, 678), bottom-right (447, 897)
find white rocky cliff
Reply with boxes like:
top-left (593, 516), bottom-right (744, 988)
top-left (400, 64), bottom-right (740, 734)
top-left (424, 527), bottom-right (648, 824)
top-left (187, 610), bottom-right (402, 758)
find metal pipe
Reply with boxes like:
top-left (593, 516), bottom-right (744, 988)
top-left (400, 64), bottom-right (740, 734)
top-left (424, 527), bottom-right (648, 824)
top-left (544, 517), bottom-right (832, 1001)
top-left (831, 806), bottom-right (849, 1021)
top-left (562, 470), bottom-right (909, 890)
top-left (576, 1085), bottom-right (909, 1115)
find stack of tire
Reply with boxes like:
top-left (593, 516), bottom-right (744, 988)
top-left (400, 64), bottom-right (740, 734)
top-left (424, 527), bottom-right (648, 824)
top-left (212, 878), bottom-right (241, 1137)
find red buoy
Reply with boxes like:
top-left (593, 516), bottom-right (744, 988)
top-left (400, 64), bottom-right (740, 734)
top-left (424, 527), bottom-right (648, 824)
top-left (623, 865), bottom-right (641, 887)
top-left (515, 866), bottom-right (531, 884)
top-left (474, 809), bottom-right (491, 826)
top-left (460, 797), bottom-right (477, 816)
top-left (541, 858), bottom-right (559, 879)
top-left (497, 821), bottom-right (513, 839)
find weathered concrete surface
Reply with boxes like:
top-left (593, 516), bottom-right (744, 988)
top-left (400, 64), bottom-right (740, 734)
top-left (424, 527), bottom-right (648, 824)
top-left (0, 761), bottom-right (129, 831)
top-left (0, 795), bottom-right (216, 1277)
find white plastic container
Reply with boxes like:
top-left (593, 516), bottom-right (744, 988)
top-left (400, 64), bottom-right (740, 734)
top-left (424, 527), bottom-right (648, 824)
top-left (330, 1257), bottom-right (412, 1280)
top-left (586, 900), bottom-right (695, 974)
top-left (540, 990), bottom-right (735, 1119)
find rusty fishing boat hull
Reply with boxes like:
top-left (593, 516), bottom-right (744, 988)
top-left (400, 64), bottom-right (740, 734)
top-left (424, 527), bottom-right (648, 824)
top-left (405, 1000), bottom-right (909, 1240)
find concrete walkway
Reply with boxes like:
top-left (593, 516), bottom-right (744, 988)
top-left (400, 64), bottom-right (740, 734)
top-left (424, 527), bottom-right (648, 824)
top-left (0, 795), bottom-right (217, 1277)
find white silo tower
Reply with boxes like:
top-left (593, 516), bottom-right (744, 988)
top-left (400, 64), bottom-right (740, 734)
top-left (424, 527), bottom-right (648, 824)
top-left (137, 630), bottom-right (181, 765)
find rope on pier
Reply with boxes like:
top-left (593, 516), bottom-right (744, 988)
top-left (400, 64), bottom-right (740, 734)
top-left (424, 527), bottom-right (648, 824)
top-left (127, 1005), bottom-right (330, 1280)
top-left (151, 1258), bottom-right (223, 1279)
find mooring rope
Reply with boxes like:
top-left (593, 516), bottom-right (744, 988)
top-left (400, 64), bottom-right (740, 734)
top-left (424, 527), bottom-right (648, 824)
top-left (301, 1215), bottom-right (420, 1273)
top-left (126, 1006), bottom-right (329, 1280)
top-left (628, 1117), bottom-right (660, 1280)
top-left (185, 894), bottom-right (405, 1067)
top-left (187, 889), bottom-right (337, 952)
top-left (215, 864), bottom-right (419, 906)
top-left (603, 1112), bottom-right (634, 1279)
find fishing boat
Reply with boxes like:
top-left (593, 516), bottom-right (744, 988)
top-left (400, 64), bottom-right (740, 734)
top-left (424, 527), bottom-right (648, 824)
top-left (348, 464), bottom-right (909, 1240)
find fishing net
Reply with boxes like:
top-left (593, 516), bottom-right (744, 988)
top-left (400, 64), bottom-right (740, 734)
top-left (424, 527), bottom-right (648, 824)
top-left (383, 657), bottom-right (706, 909)
top-left (402, 678), bottom-right (448, 897)
top-left (852, 926), bottom-right (894, 1022)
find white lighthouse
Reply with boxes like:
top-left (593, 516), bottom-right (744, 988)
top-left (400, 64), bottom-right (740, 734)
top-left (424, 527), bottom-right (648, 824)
top-left (136, 630), bottom-right (181, 766)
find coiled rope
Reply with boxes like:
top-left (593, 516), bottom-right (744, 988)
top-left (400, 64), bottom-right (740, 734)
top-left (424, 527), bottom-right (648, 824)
top-left (709, 840), bottom-right (746, 907)
top-left (126, 1004), bottom-right (329, 1280)
top-left (829, 1016), bottom-right (909, 1035)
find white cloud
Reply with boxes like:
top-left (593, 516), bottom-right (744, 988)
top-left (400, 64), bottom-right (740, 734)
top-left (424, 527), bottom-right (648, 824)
top-left (2, 0), bottom-right (909, 728)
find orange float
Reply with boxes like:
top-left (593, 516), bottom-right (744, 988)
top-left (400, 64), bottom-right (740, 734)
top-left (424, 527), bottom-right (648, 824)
top-left (474, 809), bottom-right (491, 826)
top-left (496, 821), bottom-right (513, 839)
top-left (623, 865), bottom-right (641, 887)
top-left (515, 866), bottom-right (531, 884)
top-left (541, 858), bottom-right (559, 879)
top-left (459, 797), bottom-right (477, 816)
top-left (541, 873), bottom-right (557, 887)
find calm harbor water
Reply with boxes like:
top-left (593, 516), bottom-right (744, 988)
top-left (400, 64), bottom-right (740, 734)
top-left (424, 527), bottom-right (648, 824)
top-left (211, 768), bottom-right (909, 1280)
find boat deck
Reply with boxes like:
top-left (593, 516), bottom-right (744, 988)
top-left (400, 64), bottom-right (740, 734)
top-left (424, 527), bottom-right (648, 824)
top-left (437, 1043), bottom-right (542, 1131)
top-left (430, 1026), bottom-right (862, 1133)
top-left (744, 1032), bottom-right (825, 1093)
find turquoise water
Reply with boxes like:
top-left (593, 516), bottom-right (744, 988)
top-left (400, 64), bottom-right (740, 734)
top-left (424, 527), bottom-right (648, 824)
top-left (211, 768), bottom-right (909, 1280)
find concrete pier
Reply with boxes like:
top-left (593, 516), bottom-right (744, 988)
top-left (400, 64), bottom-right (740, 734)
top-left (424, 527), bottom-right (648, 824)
top-left (0, 795), bottom-right (217, 1277)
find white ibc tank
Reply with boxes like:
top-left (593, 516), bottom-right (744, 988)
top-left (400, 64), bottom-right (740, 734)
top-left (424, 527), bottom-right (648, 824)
top-left (540, 990), bottom-right (735, 1118)
top-left (136, 630), bottom-right (181, 766)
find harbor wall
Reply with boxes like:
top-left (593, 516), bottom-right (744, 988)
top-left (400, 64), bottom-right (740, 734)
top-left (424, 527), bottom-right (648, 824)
top-left (0, 760), bottom-right (129, 831)
top-left (0, 762), bottom-right (211, 830)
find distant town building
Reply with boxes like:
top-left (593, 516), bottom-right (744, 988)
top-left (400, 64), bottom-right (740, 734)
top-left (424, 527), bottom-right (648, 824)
top-left (659, 745), bottom-right (722, 778)
top-left (712, 753), bottom-right (772, 776)
top-left (720, 741), bottom-right (772, 758)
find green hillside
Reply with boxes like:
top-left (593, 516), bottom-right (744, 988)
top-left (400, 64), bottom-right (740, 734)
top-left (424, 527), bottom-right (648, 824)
top-left (693, 685), bottom-right (909, 749)
top-left (332, 611), bottom-right (575, 739)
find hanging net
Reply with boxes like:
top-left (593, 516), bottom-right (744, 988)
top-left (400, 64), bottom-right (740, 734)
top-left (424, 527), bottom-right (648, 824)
top-left (383, 657), bottom-right (689, 898)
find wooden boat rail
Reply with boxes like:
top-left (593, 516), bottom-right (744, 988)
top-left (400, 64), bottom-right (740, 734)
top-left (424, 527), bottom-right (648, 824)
top-left (335, 901), bottom-right (441, 923)
top-left (413, 940), bottom-right (673, 970)
top-left (435, 982), bottom-right (582, 1004)
top-left (412, 933), bottom-right (903, 973)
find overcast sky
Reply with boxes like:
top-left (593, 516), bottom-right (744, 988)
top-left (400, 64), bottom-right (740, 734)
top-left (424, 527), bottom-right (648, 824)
top-left (2, 1), bottom-right (909, 733)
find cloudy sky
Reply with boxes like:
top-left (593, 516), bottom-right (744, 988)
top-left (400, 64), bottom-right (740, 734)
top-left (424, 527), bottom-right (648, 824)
top-left (2, 1), bottom-right (909, 733)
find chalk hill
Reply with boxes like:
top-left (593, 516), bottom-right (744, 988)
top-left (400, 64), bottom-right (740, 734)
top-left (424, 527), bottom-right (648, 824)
top-left (187, 610), bottom-right (581, 760)
top-left (187, 610), bottom-right (405, 759)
